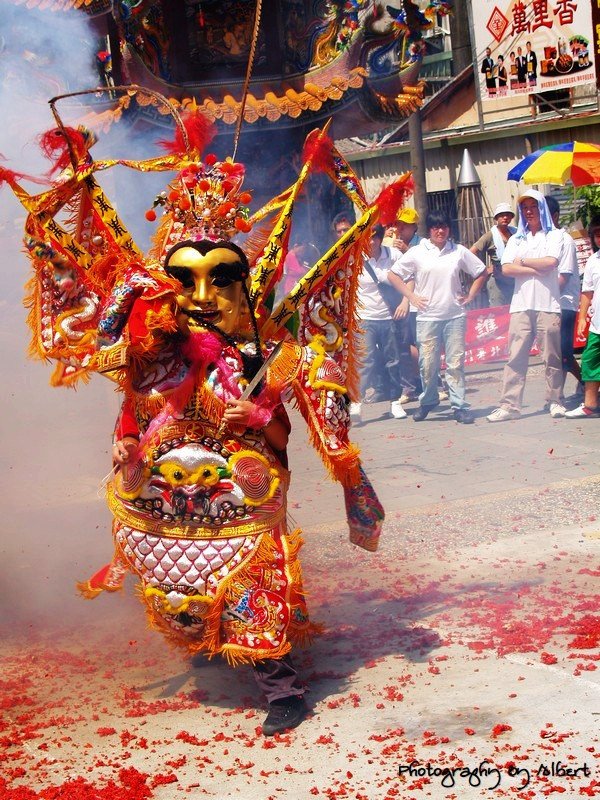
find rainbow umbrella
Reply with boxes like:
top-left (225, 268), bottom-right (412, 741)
top-left (507, 141), bottom-right (600, 186)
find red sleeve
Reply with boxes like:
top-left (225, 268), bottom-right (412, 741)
top-left (114, 397), bottom-right (139, 442)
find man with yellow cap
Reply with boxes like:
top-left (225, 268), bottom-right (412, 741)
top-left (383, 208), bottom-right (423, 402)
top-left (383, 207), bottom-right (421, 253)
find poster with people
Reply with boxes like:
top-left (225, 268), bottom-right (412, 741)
top-left (471, 0), bottom-right (594, 101)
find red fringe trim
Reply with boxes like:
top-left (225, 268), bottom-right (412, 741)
top-left (302, 128), bottom-right (335, 174)
top-left (38, 127), bottom-right (87, 174)
top-left (374, 173), bottom-right (415, 226)
top-left (157, 110), bottom-right (216, 156)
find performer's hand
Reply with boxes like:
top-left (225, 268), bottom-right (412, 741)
top-left (393, 237), bottom-right (409, 253)
top-left (222, 399), bottom-right (256, 428)
top-left (113, 437), bottom-right (139, 465)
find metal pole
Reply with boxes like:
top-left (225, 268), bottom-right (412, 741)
top-left (465, 0), bottom-right (485, 132)
top-left (408, 109), bottom-right (428, 235)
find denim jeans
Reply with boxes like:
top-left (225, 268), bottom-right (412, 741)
top-left (358, 318), bottom-right (403, 400)
top-left (416, 316), bottom-right (468, 409)
top-left (394, 317), bottom-right (420, 393)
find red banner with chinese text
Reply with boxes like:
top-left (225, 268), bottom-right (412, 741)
top-left (464, 305), bottom-right (588, 366)
top-left (464, 306), bottom-right (530, 365)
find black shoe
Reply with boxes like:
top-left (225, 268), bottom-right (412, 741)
top-left (413, 405), bottom-right (432, 422)
top-left (453, 408), bottom-right (474, 424)
top-left (262, 695), bottom-right (307, 736)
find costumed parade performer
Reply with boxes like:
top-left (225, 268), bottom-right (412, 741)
top-left (1, 87), bottom-right (413, 735)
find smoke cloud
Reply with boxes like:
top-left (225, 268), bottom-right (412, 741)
top-left (0, 6), bottom-right (134, 629)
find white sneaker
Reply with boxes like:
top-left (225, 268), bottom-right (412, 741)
top-left (438, 389), bottom-right (449, 401)
top-left (350, 402), bottom-right (362, 424)
top-left (565, 403), bottom-right (600, 418)
top-left (549, 402), bottom-right (567, 418)
top-left (486, 407), bottom-right (520, 422)
top-left (390, 400), bottom-right (407, 419)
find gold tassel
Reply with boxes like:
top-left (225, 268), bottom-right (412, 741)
top-left (75, 581), bottom-right (104, 599)
top-left (291, 377), bottom-right (361, 486)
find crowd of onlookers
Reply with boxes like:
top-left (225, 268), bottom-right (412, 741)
top-left (323, 193), bottom-right (600, 425)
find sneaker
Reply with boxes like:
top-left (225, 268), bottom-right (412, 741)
top-left (486, 407), bottom-right (520, 423)
top-left (549, 402), bottom-right (567, 418)
top-left (364, 387), bottom-right (376, 403)
top-left (390, 400), bottom-right (407, 419)
top-left (349, 402), bottom-right (362, 425)
top-left (564, 403), bottom-right (600, 419)
top-left (438, 389), bottom-right (449, 401)
top-left (262, 695), bottom-right (307, 736)
top-left (453, 408), bottom-right (474, 424)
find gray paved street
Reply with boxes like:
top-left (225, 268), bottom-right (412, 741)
top-left (2, 357), bottom-right (600, 799)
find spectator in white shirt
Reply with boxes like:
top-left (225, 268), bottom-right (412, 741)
top-left (544, 195), bottom-right (584, 400)
top-left (332, 215), bottom-right (407, 423)
top-left (487, 190), bottom-right (567, 422)
top-left (388, 211), bottom-right (487, 424)
top-left (382, 207), bottom-right (423, 402)
top-left (566, 214), bottom-right (600, 418)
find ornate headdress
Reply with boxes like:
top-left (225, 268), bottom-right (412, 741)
top-left (145, 117), bottom-right (253, 256)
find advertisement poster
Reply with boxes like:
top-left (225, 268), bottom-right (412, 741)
top-left (472, 0), bottom-right (594, 102)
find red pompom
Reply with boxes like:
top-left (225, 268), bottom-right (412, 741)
top-left (217, 201), bottom-right (235, 217)
top-left (157, 110), bottom-right (216, 156)
top-left (145, 209), bottom-right (157, 222)
top-left (302, 128), bottom-right (335, 173)
top-left (204, 153), bottom-right (217, 166)
top-left (38, 127), bottom-right (88, 174)
top-left (373, 174), bottom-right (415, 226)
top-left (234, 218), bottom-right (252, 232)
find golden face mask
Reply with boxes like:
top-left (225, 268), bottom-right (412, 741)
top-left (165, 246), bottom-right (247, 337)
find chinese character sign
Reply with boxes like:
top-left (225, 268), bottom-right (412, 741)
top-left (471, 0), bottom-right (594, 102)
top-left (462, 307), bottom-right (540, 364)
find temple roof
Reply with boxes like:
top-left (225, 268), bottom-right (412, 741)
top-left (17, 0), bottom-right (430, 135)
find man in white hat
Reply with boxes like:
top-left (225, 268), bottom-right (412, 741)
top-left (470, 202), bottom-right (517, 307)
top-left (487, 190), bottom-right (568, 422)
